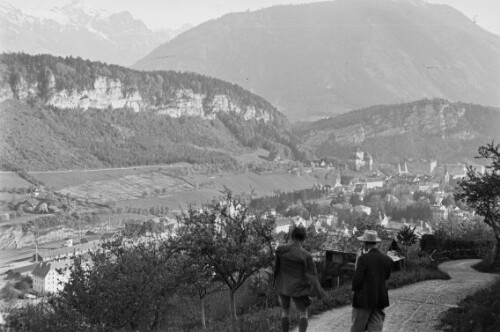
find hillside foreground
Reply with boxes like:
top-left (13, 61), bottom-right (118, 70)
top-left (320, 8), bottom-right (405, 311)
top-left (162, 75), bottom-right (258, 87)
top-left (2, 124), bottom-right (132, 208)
top-left (293, 259), bottom-right (499, 332)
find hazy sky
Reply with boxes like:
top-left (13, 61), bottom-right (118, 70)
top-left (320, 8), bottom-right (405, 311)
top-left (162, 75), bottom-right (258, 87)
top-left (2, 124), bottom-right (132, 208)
top-left (5, 0), bottom-right (500, 35)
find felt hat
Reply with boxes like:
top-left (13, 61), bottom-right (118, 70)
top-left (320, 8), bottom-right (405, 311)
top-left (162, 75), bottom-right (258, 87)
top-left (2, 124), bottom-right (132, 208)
top-left (357, 230), bottom-right (382, 242)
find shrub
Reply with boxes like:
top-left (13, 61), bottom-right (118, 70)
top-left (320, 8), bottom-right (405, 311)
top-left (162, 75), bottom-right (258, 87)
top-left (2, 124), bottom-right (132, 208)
top-left (1, 282), bottom-right (19, 301)
top-left (387, 259), bottom-right (450, 289)
top-left (14, 276), bottom-right (33, 292)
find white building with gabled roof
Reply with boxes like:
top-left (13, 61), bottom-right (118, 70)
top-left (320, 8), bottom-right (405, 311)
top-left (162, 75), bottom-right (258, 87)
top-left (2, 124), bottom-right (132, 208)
top-left (32, 260), bottom-right (71, 294)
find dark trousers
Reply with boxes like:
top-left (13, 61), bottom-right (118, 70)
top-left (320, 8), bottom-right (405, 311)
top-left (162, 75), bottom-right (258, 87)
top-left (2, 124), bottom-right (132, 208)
top-left (351, 307), bottom-right (385, 332)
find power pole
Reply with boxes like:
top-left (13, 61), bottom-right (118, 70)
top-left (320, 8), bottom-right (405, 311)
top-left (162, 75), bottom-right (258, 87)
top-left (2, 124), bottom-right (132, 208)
top-left (35, 219), bottom-right (39, 263)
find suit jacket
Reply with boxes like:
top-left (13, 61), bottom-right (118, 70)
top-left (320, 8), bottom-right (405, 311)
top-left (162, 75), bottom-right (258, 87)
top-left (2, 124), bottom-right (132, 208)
top-left (273, 242), bottom-right (323, 297)
top-left (352, 248), bottom-right (392, 309)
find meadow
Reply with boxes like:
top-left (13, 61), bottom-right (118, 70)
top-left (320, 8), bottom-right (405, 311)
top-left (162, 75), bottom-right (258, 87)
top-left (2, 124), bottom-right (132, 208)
top-left (0, 172), bottom-right (31, 189)
top-left (29, 163), bottom-right (193, 190)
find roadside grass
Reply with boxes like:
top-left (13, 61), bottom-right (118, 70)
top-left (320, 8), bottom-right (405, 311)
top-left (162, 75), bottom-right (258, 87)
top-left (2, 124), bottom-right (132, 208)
top-left (438, 276), bottom-right (500, 332)
top-left (438, 258), bottom-right (500, 332)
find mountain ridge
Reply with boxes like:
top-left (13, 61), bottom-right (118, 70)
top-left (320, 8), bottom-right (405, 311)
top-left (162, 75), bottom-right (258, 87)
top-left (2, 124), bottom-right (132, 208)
top-left (0, 1), bottom-right (190, 66)
top-left (295, 98), bottom-right (500, 163)
top-left (0, 53), bottom-right (302, 171)
top-left (134, 0), bottom-right (500, 121)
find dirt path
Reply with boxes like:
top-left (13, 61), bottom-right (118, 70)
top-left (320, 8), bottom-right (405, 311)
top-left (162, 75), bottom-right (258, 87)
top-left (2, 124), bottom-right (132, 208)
top-left (294, 259), bottom-right (498, 332)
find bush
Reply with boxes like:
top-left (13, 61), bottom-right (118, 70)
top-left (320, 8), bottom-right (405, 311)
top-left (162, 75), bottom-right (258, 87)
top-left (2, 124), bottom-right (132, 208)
top-left (420, 233), bottom-right (494, 260)
top-left (1, 282), bottom-right (19, 301)
top-left (14, 276), bottom-right (33, 292)
top-left (387, 259), bottom-right (450, 289)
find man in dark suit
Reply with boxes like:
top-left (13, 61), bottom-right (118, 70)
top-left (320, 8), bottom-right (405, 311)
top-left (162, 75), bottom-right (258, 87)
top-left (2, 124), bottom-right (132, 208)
top-left (351, 230), bottom-right (393, 332)
top-left (274, 226), bottom-right (324, 332)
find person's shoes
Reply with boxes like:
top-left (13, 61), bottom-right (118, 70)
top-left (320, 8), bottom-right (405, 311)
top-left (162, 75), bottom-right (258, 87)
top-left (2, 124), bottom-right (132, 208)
top-left (281, 317), bottom-right (290, 332)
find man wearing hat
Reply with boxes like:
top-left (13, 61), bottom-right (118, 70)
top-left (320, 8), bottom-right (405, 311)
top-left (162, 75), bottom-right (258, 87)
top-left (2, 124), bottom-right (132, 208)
top-left (351, 230), bottom-right (393, 332)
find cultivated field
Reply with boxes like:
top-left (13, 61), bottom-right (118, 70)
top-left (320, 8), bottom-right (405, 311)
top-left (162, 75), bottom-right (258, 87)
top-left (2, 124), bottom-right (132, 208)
top-left (58, 171), bottom-right (194, 202)
top-left (29, 163), bottom-right (193, 190)
top-left (0, 172), bottom-right (32, 188)
top-left (117, 170), bottom-right (328, 211)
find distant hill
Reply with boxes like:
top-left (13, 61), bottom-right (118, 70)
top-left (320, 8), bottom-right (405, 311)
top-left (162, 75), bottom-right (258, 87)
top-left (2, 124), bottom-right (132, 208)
top-left (0, 1), bottom-right (190, 66)
top-left (0, 53), bottom-right (302, 171)
top-left (134, 0), bottom-right (500, 121)
top-left (295, 99), bottom-right (500, 163)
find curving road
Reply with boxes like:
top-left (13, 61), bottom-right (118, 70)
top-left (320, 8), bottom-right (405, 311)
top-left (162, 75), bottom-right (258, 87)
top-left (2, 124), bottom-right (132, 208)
top-left (293, 259), bottom-right (499, 332)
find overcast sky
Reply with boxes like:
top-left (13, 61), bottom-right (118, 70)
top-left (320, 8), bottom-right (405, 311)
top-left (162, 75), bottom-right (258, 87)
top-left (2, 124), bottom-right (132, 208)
top-left (5, 0), bottom-right (500, 35)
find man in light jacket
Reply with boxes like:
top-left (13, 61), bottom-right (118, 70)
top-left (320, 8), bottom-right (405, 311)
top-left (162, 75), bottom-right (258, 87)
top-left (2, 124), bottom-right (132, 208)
top-left (351, 230), bottom-right (393, 332)
top-left (274, 226), bottom-right (325, 332)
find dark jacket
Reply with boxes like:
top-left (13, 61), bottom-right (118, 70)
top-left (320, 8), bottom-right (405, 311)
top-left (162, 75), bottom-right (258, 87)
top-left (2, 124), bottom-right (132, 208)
top-left (273, 242), bottom-right (323, 297)
top-left (352, 248), bottom-right (392, 309)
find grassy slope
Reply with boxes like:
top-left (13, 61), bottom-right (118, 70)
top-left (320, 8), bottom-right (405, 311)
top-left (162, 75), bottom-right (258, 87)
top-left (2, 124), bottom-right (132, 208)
top-left (438, 275), bottom-right (500, 332)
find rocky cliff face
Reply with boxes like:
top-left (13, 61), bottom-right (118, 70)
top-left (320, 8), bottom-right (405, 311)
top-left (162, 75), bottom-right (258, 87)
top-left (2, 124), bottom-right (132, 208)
top-left (0, 53), bottom-right (298, 172)
top-left (1, 71), bottom-right (275, 123)
top-left (326, 103), bottom-right (472, 145)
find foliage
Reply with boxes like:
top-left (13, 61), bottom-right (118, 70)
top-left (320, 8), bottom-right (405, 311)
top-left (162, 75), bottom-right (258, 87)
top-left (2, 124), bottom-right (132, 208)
top-left (386, 259), bottom-right (450, 289)
top-left (455, 142), bottom-right (500, 266)
top-left (419, 231), bottom-right (493, 261)
top-left (438, 277), bottom-right (500, 332)
top-left (14, 276), bottom-right (33, 292)
top-left (397, 226), bottom-right (418, 255)
top-left (52, 236), bottom-right (179, 330)
top-left (249, 187), bottom-right (329, 216)
top-left (0, 282), bottom-right (19, 301)
top-left (171, 247), bottom-right (226, 330)
top-left (0, 53), bottom-right (305, 171)
top-left (176, 192), bottom-right (275, 331)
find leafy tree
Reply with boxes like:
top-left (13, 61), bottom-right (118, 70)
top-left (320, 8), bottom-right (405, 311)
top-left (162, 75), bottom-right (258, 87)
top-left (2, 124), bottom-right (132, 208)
top-left (397, 225), bottom-right (418, 257)
top-left (441, 195), bottom-right (455, 207)
top-left (349, 194), bottom-right (363, 206)
top-left (353, 214), bottom-right (389, 240)
top-left (0, 282), bottom-right (18, 301)
top-left (456, 142), bottom-right (500, 266)
top-left (177, 193), bottom-right (275, 331)
top-left (54, 236), bottom-right (179, 330)
top-left (14, 276), bottom-right (33, 292)
top-left (172, 252), bottom-right (225, 330)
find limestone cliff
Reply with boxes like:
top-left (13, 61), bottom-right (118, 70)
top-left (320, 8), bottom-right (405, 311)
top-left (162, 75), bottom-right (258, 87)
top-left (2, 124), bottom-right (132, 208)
top-left (0, 53), bottom-right (300, 171)
top-left (1, 72), bottom-right (276, 123)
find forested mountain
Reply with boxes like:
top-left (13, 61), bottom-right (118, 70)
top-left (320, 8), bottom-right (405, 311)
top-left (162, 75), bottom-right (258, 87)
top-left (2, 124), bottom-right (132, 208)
top-left (295, 99), bottom-right (500, 163)
top-left (0, 53), bottom-right (302, 171)
top-left (134, 0), bottom-right (500, 121)
top-left (0, 1), bottom-right (188, 66)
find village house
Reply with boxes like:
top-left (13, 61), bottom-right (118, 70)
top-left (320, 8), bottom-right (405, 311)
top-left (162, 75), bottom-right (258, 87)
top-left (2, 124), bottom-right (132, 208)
top-left (351, 147), bottom-right (373, 171)
top-left (430, 205), bottom-right (449, 221)
top-left (352, 183), bottom-right (366, 199)
top-left (365, 179), bottom-right (384, 189)
top-left (401, 160), bottom-right (438, 176)
top-left (353, 205), bottom-right (372, 216)
top-left (274, 216), bottom-right (293, 234)
top-left (32, 260), bottom-right (71, 294)
top-left (35, 240), bottom-right (99, 262)
top-left (6, 263), bottom-right (38, 280)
